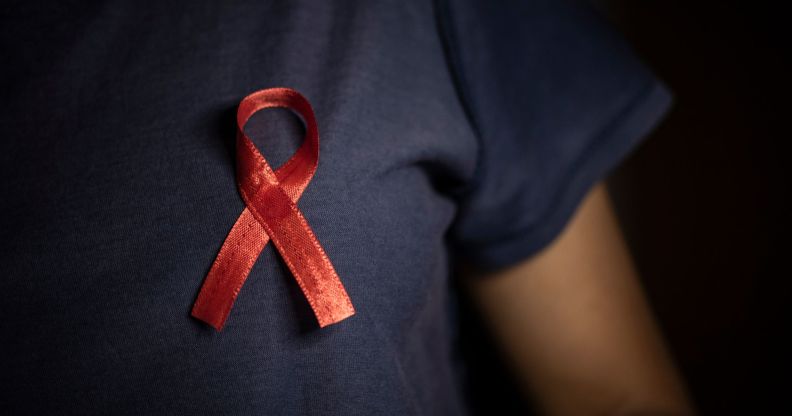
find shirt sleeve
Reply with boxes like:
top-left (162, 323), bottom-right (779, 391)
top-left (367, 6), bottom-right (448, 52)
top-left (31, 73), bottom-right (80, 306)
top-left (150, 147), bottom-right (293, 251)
top-left (439, 0), bottom-right (673, 271)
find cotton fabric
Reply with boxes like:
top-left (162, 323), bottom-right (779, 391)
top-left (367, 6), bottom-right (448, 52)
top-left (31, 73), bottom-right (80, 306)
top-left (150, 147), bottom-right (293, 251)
top-left (0, 0), bottom-right (670, 414)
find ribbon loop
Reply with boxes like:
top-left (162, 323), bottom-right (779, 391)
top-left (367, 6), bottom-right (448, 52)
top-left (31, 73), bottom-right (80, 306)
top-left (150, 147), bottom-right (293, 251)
top-left (191, 87), bottom-right (355, 330)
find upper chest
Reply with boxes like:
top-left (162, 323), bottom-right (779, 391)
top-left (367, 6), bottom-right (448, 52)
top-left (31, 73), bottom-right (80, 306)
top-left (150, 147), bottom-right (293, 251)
top-left (0, 0), bottom-right (478, 333)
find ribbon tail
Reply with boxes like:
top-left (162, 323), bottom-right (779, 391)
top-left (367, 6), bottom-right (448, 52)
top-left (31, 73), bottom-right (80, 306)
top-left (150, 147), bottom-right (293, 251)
top-left (192, 208), bottom-right (269, 330)
top-left (245, 185), bottom-right (355, 327)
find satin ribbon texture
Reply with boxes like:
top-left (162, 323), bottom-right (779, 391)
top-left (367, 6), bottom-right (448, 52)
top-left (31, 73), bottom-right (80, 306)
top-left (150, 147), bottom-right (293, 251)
top-left (191, 87), bottom-right (355, 330)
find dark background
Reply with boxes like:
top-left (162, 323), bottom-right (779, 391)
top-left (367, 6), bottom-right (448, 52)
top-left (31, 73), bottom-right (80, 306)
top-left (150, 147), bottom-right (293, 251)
top-left (606, 0), bottom-right (789, 414)
top-left (462, 1), bottom-right (790, 414)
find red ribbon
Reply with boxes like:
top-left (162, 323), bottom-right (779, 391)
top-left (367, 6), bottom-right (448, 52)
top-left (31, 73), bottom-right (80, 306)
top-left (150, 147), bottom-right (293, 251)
top-left (191, 87), bottom-right (355, 330)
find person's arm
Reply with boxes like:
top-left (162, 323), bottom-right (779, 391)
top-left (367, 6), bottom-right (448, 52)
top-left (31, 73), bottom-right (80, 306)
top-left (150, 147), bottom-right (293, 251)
top-left (464, 181), bottom-right (695, 415)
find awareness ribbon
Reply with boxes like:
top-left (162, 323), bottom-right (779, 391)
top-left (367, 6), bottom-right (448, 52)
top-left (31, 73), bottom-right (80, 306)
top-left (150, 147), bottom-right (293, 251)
top-left (191, 87), bottom-right (355, 330)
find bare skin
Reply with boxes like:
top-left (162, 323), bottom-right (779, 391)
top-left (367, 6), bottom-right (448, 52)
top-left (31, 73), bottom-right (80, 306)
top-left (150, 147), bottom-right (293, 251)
top-left (465, 182), bottom-right (695, 415)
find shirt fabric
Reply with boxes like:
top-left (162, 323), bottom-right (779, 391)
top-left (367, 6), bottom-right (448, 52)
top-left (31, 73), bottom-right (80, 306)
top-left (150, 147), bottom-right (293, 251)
top-left (0, 0), bottom-right (671, 414)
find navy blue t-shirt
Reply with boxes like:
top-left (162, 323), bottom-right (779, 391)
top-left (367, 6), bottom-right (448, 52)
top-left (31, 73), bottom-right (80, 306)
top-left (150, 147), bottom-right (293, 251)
top-left (0, 0), bottom-right (670, 414)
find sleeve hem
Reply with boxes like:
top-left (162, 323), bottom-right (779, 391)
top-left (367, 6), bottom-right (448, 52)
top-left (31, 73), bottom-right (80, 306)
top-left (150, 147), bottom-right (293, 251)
top-left (462, 79), bottom-right (673, 272)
